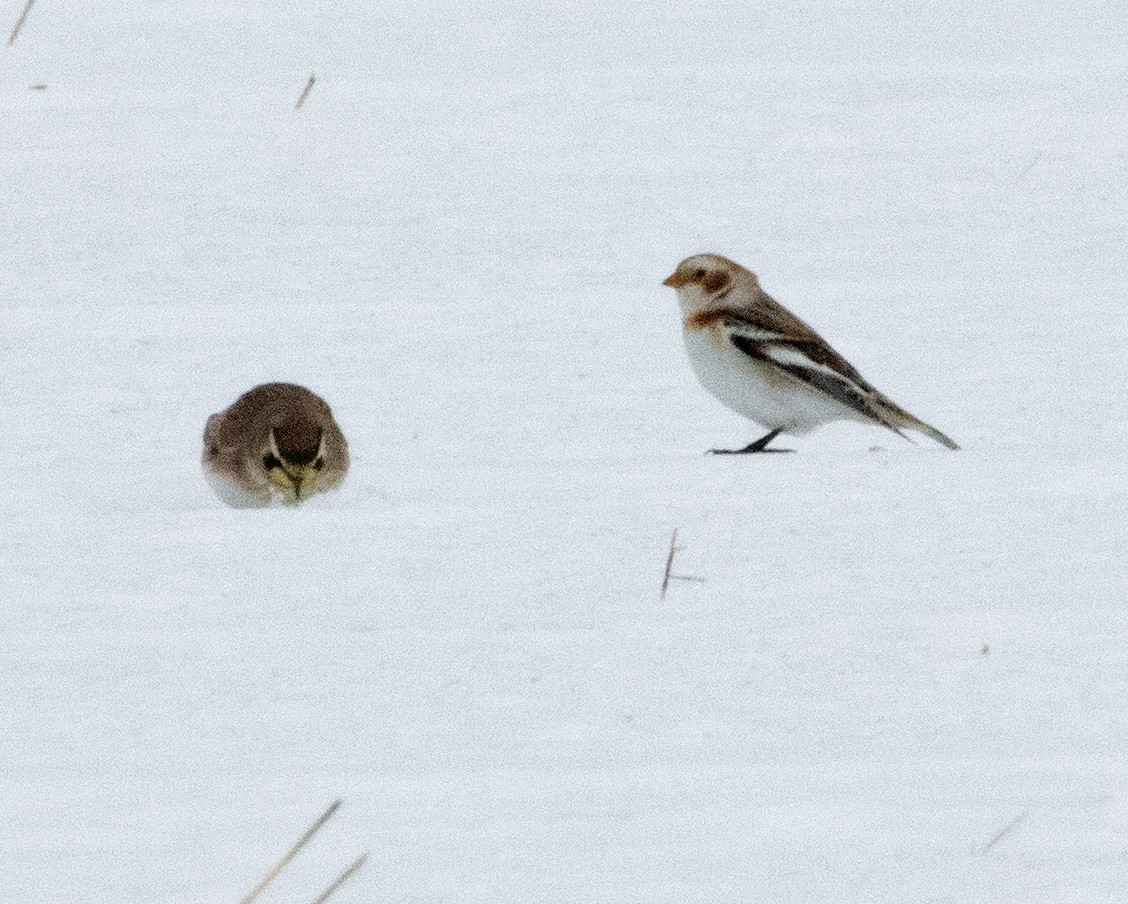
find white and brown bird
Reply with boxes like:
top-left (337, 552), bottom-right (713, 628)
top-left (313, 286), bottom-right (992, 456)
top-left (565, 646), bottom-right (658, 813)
top-left (202, 383), bottom-right (349, 507)
top-left (664, 254), bottom-right (958, 453)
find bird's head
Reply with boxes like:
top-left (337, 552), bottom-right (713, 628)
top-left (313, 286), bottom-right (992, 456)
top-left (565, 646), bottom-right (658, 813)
top-left (663, 253), bottom-right (755, 314)
top-left (260, 422), bottom-right (327, 504)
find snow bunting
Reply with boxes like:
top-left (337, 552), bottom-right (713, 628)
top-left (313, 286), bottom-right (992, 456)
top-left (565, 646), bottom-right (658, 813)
top-left (664, 254), bottom-right (958, 452)
top-left (202, 383), bottom-right (349, 506)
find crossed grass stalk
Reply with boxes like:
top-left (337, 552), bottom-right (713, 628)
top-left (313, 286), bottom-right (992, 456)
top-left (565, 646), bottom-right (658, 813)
top-left (241, 799), bottom-right (367, 904)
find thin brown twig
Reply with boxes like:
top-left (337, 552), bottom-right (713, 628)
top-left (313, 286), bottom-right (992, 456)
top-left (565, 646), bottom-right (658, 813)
top-left (240, 799), bottom-right (342, 904)
top-left (982, 812), bottom-right (1027, 853)
top-left (660, 529), bottom-right (679, 599)
top-left (8, 0), bottom-right (35, 46)
top-left (660, 529), bottom-right (705, 598)
top-left (309, 852), bottom-right (369, 904)
top-left (295, 74), bottom-right (317, 110)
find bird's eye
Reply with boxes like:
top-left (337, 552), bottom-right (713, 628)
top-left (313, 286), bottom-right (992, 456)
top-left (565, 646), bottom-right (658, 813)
top-left (262, 453), bottom-right (282, 470)
top-left (313, 457), bottom-right (325, 471)
top-left (694, 268), bottom-right (706, 281)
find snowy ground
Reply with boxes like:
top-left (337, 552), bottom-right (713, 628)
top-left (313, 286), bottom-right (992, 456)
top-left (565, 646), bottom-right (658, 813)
top-left (3, 2), bottom-right (1128, 902)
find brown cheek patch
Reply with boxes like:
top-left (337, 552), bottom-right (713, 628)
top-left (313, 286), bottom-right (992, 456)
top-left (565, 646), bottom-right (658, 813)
top-left (702, 271), bottom-right (731, 294)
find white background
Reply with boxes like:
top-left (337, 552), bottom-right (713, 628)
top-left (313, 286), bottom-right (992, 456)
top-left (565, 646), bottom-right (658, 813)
top-left (3, 1), bottom-right (1127, 901)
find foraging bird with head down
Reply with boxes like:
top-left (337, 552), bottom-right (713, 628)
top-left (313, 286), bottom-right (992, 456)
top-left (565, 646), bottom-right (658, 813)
top-left (202, 383), bottom-right (349, 507)
top-left (664, 254), bottom-right (958, 453)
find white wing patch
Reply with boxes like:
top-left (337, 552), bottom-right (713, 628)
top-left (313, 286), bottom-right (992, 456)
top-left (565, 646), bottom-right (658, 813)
top-left (753, 342), bottom-right (858, 386)
top-left (722, 321), bottom-right (865, 390)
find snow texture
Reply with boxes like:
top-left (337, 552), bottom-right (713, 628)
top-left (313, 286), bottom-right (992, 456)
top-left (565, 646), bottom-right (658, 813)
top-left (3, 1), bottom-right (1127, 902)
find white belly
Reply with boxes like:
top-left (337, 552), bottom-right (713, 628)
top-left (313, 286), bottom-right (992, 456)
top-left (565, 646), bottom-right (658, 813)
top-left (682, 327), bottom-right (862, 434)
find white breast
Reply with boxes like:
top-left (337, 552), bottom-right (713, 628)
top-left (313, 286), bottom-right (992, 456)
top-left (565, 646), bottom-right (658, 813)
top-left (203, 464), bottom-right (272, 508)
top-left (682, 326), bottom-right (863, 434)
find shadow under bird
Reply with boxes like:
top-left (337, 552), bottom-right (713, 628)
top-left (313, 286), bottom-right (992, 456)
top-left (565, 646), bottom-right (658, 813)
top-left (202, 383), bottom-right (349, 507)
top-left (664, 253), bottom-right (959, 453)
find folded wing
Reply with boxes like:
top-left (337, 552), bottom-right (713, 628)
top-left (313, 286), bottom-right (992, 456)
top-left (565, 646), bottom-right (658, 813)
top-left (727, 327), bottom-right (909, 438)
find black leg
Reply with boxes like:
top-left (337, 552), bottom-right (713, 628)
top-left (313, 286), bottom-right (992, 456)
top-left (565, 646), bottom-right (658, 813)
top-left (708, 429), bottom-right (795, 455)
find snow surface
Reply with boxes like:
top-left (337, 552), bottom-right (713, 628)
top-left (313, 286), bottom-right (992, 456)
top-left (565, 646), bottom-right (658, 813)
top-left (3, 1), bottom-right (1128, 902)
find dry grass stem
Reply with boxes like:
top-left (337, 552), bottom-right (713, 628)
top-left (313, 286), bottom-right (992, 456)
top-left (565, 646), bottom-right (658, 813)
top-left (982, 812), bottom-right (1027, 853)
top-left (309, 852), bottom-right (369, 904)
top-left (660, 528), bottom-right (679, 599)
top-left (295, 74), bottom-right (317, 109)
top-left (8, 0), bottom-right (35, 46)
top-left (240, 799), bottom-right (343, 904)
top-left (660, 529), bottom-right (705, 598)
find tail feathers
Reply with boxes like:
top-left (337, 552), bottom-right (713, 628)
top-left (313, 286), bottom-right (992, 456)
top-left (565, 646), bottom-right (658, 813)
top-left (909, 419), bottom-right (960, 450)
top-left (873, 396), bottom-right (960, 450)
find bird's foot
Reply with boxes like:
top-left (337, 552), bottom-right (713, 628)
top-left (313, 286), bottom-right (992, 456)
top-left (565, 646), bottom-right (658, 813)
top-left (708, 446), bottom-right (795, 455)
top-left (707, 429), bottom-right (794, 454)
